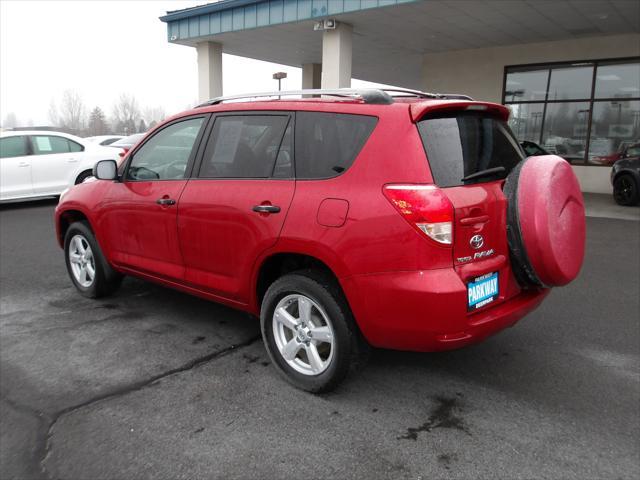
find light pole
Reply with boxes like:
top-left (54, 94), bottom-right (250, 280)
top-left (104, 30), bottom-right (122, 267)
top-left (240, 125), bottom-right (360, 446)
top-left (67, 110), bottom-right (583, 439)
top-left (273, 72), bottom-right (287, 92)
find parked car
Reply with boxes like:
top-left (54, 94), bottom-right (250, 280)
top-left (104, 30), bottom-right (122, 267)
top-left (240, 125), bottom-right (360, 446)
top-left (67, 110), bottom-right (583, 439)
top-left (520, 140), bottom-right (550, 157)
top-left (592, 141), bottom-right (638, 166)
top-left (0, 130), bottom-right (120, 202)
top-left (611, 144), bottom-right (640, 206)
top-left (55, 89), bottom-right (586, 392)
top-left (107, 133), bottom-right (145, 159)
top-left (84, 135), bottom-right (124, 146)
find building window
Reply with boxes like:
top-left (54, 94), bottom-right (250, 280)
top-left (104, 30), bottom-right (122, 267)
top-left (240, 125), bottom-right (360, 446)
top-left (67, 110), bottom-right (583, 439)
top-left (504, 58), bottom-right (640, 166)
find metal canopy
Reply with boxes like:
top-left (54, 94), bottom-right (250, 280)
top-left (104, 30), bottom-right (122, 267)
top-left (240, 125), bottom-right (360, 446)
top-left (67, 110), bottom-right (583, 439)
top-left (161, 0), bottom-right (640, 89)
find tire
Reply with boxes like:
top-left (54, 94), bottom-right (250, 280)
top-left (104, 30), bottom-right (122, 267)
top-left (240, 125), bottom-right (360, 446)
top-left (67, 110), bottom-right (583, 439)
top-left (504, 155), bottom-right (585, 288)
top-left (503, 159), bottom-right (542, 288)
top-left (64, 221), bottom-right (122, 298)
top-left (613, 174), bottom-right (639, 206)
top-left (75, 170), bottom-right (93, 185)
top-left (260, 270), bottom-right (369, 393)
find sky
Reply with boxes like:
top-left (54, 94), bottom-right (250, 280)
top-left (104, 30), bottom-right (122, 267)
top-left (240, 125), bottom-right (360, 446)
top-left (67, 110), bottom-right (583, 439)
top-left (0, 0), bottom-right (388, 128)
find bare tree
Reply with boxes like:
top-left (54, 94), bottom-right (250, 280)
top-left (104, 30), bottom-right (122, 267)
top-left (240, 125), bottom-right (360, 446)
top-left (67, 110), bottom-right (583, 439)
top-left (48, 99), bottom-right (59, 126)
top-left (143, 106), bottom-right (166, 126)
top-left (2, 112), bottom-right (18, 129)
top-left (112, 93), bottom-right (140, 134)
top-left (59, 89), bottom-right (86, 133)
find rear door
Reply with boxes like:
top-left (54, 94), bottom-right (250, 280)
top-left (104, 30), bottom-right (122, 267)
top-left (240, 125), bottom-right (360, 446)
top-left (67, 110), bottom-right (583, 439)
top-left (29, 135), bottom-right (84, 194)
top-left (177, 112), bottom-right (295, 303)
top-left (0, 135), bottom-right (32, 199)
top-left (417, 110), bottom-right (525, 308)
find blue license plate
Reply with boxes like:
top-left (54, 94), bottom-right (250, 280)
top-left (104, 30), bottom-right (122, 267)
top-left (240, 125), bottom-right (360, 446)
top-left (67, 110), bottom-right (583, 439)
top-left (467, 272), bottom-right (499, 311)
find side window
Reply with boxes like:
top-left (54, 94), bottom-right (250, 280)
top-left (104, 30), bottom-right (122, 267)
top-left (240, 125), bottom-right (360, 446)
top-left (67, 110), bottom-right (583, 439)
top-left (126, 117), bottom-right (204, 181)
top-left (0, 136), bottom-right (28, 158)
top-left (295, 112), bottom-right (377, 179)
top-left (31, 136), bottom-right (74, 155)
top-left (199, 115), bottom-right (289, 178)
top-left (272, 122), bottom-right (293, 178)
top-left (68, 140), bottom-right (84, 152)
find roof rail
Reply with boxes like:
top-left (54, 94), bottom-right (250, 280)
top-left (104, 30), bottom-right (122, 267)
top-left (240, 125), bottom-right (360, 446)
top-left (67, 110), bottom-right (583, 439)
top-left (196, 88), bottom-right (473, 108)
top-left (379, 88), bottom-right (473, 101)
top-left (197, 89), bottom-right (395, 107)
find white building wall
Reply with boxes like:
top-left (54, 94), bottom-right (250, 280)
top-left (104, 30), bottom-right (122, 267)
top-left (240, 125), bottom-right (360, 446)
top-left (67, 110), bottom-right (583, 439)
top-left (421, 34), bottom-right (640, 104)
top-left (421, 34), bottom-right (640, 194)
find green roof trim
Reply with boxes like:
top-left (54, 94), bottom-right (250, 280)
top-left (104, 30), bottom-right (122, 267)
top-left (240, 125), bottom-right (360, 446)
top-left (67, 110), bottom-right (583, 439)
top-left (161, 0), bottom-right (417, 43)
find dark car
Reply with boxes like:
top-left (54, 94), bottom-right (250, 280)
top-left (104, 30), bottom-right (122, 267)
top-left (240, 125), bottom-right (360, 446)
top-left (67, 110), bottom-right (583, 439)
top-left (520, 140), bottom-right (550, 157)
top-left (611, 143), bottom-right (640, 206)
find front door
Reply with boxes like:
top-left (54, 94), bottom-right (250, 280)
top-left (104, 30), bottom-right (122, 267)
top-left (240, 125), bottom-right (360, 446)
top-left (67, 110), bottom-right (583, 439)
top-left (101, 116), bottom-right (207, 281)
top-left (178, 113), bottom-right (295, 303)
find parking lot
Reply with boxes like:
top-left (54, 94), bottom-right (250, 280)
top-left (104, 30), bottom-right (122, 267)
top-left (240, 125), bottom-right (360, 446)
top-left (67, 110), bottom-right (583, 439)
top-left (0, 199), bottom-right (638, 480)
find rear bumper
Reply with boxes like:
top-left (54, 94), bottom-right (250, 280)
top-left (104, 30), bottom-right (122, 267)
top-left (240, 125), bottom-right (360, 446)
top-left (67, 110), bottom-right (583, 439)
top-left (341, 269), bottom-right (549, 352)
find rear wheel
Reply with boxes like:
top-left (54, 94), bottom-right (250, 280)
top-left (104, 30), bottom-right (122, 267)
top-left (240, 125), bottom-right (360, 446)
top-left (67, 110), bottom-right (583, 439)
top-left (75, 170), bottom-right (93, 185)
top-left (260, 270), bottom-right (368, 393)
top-left (613, 174), bottom-right (639, 206)
top-left (64, 221), bottom-right (122, 298)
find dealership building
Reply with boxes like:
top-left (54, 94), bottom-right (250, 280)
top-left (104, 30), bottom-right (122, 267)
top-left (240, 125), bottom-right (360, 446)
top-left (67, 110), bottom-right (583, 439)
top-left (160, 0), bottom-right (640, 193)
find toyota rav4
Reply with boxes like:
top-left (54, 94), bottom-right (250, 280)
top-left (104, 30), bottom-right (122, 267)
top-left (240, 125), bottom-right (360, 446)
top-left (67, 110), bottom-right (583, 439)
top-left (55, 88), bottom-right (586, 392)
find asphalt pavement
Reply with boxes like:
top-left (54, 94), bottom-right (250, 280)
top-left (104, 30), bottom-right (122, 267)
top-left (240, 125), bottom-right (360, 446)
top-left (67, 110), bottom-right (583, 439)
top-left (0, 199), bottom-right (638, 480)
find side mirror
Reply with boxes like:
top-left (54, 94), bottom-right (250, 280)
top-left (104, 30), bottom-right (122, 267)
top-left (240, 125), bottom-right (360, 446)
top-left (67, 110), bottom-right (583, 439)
top-left (93, 159), bottom-right (118, 180)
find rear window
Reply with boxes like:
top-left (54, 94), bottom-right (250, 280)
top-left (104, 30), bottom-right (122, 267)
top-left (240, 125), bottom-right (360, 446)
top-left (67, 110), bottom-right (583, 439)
top-left (295, 112), bottom-right (377, 179)
top-left (417, 112), bottom-right (524, 187)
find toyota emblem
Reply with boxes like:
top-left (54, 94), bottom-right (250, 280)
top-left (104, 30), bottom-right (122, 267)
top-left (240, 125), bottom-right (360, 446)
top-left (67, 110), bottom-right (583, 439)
top-left (470, 235), bottom-right (484, 249)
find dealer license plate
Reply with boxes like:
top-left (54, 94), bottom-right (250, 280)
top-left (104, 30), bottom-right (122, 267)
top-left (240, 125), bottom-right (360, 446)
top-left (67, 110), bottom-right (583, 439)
top-left (467, 272), bottom-right (499, 311)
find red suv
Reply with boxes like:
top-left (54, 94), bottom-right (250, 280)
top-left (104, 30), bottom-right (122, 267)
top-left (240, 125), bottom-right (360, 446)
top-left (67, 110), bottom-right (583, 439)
top-left (55, 89), bottom-right (586, 392)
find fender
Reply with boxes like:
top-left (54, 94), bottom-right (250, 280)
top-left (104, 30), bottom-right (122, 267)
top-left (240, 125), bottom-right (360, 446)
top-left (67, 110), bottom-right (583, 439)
top-left (249, 237), bottom-right (352, 313)
top-left (54, 181), bottom-right (113, 258)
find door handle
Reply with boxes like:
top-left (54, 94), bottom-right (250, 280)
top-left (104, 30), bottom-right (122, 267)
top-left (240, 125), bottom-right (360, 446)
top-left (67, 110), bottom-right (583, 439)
top-left (156, 198), bottom-right (176, 206)
top-left (66, 158), bottom-right (78, 163)
top-left (252, 204), bottom-right (281, 214)
top-left (460, 214), bottom-right (489, 225)
top-left (18, 162), bottom-right (29, 168)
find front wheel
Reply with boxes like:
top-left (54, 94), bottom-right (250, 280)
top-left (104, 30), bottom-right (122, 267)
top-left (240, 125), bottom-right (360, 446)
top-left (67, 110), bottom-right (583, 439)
top-left (64, 221), bottom-right (122, 298)
top-left (260, 271), bottom-right (368, 393)
top-left (613, 174), bottom-right (639, 206)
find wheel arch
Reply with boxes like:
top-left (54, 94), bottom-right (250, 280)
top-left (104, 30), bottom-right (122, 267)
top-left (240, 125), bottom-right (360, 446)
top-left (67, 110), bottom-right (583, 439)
top-left (253, 252), bottom-right (347, 315)
top-left (57, 209), bottom-right (91, 248)
top-left (613, 168), bottom-right (640, 184)
top-left (74, 168), bottom-right (94, 185)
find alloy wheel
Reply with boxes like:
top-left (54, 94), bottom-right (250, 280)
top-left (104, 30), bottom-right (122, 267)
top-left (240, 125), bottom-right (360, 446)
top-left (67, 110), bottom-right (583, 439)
top-left (68, 234), bottom-right (96, 288)
top-left (272, 294), bottom-right (335, 376)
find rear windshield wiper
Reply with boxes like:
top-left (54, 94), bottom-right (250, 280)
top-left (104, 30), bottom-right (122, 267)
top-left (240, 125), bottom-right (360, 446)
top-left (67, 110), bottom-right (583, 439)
top-left (461, 166), bottom-right (506, 183)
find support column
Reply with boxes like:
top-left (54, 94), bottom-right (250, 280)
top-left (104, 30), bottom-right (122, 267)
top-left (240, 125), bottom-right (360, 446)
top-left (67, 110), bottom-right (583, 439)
top-left (196, 41), bottom-right (223, 102)
top-left (321, 23), bottom-right (352, 89)
top-left (302, 63), bottom-right (322, 89)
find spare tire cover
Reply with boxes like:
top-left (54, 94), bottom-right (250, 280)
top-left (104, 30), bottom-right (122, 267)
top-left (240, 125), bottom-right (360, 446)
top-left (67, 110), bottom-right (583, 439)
top-left (504, 155), bottom-right (585, 287)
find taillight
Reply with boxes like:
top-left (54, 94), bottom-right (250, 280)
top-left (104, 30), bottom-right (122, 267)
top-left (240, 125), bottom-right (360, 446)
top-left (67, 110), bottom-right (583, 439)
top-left (383, 184), bottom-right (454, 245)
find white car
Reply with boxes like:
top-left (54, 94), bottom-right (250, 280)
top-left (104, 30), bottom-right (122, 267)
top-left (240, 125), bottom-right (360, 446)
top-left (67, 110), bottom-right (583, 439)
top-left (0, 130), bottom-right (121, 202)
top-left (84, 135), bottom-right (124, 146)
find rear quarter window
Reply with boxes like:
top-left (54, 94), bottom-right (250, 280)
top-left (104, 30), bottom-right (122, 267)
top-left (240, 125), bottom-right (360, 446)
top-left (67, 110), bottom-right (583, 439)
top-left (295, 112), bottom-right (377, 179)
top-left (417, 111), bottom-right (524, 187)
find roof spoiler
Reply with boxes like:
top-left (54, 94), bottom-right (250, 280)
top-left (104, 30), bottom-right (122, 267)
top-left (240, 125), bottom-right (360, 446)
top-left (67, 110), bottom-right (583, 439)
top-left (410, 101), bottom-right (510, 122)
